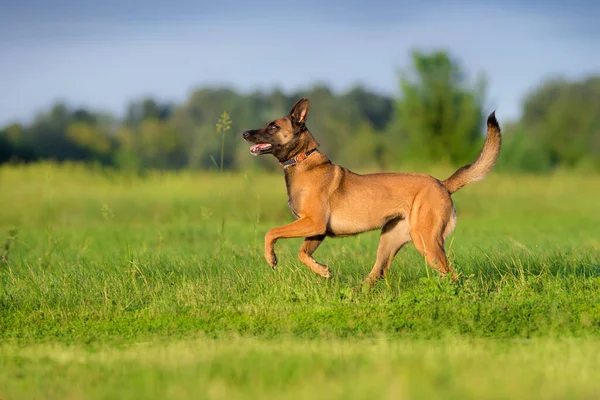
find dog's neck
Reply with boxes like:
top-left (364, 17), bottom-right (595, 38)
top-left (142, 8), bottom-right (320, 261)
top-left (280, 148), bottom-right (318, 167)
top-left (277, 130), bottom-right (320, 166)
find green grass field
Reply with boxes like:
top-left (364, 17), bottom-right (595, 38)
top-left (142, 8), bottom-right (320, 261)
top-left (1, 162), bottom-right (600, 399)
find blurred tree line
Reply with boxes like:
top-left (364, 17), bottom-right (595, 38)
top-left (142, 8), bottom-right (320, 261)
top-left (1, 49), bottom-right (599, 173)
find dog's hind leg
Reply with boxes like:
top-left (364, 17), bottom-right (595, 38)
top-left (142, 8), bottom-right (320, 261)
top-left (410, 207), bottom-right (456, 279)
top-left (365, 217), bottom-right (411, 284)
top-left (298, 235), bottom-right (331, 278)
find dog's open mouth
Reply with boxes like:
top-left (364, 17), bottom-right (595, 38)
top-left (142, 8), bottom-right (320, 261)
top-left (249, 143), bottom-right (272, 155)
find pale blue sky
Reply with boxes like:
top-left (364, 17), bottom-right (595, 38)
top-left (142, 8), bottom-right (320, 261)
top-left (1, 0), bottom-right (598, 125)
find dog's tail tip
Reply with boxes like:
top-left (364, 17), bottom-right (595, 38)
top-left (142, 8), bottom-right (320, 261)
top-left (487, 111), bottom-right (500, 130)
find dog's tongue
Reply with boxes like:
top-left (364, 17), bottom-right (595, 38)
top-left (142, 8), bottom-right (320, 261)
top-left (250, 143), bottom-right (271, 152)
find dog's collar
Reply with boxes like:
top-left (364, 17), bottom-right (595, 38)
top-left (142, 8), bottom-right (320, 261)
top-left (280, 148), bottom-right (318, 167)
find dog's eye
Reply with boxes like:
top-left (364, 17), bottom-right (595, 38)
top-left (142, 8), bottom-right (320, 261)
top-left (269, 124), bottom-right (278, 132)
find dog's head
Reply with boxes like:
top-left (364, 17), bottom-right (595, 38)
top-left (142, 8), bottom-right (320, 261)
top-left (242, 98), bottom-right (317, 162)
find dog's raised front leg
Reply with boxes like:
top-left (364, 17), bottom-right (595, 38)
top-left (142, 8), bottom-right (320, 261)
top-left (264, 217), bottom-right (326, 269)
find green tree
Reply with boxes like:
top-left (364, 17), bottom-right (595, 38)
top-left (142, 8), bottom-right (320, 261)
top-left (519, 76), bottom-right (600, 170)
top-left (391, 50), bottom-right (488, 166)
top-left (0, 124), bottom-right (37, 164)
top-left (125, 98), bottom-right (173, 126)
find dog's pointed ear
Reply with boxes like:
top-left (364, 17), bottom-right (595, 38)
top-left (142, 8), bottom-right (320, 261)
top-left (289, 98), bottom-right (310, 125)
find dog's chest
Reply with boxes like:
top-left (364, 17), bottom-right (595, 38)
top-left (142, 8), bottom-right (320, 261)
top-left (286, 186), bottom-right (305, 219)
top-left (284, 173), bottom-right (304, 219)
top-left (287, 197), bottom-right (300, 219)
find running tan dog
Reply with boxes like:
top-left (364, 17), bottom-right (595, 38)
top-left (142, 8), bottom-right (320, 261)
top-left (241, 98), bottom-right (501, 283)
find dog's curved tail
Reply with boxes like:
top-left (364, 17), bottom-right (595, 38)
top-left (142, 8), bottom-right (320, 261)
top-left (441, 111), bottom-right (502, 195)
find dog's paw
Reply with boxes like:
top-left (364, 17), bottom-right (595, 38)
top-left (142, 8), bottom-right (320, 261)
top-left (320, 269), bottom-right (333, 279)
top-left (265, 251), bottom-right (278, 269)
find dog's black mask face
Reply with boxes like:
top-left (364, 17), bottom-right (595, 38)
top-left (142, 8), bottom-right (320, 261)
top-left (241, 98), bottom-right (311, 161)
